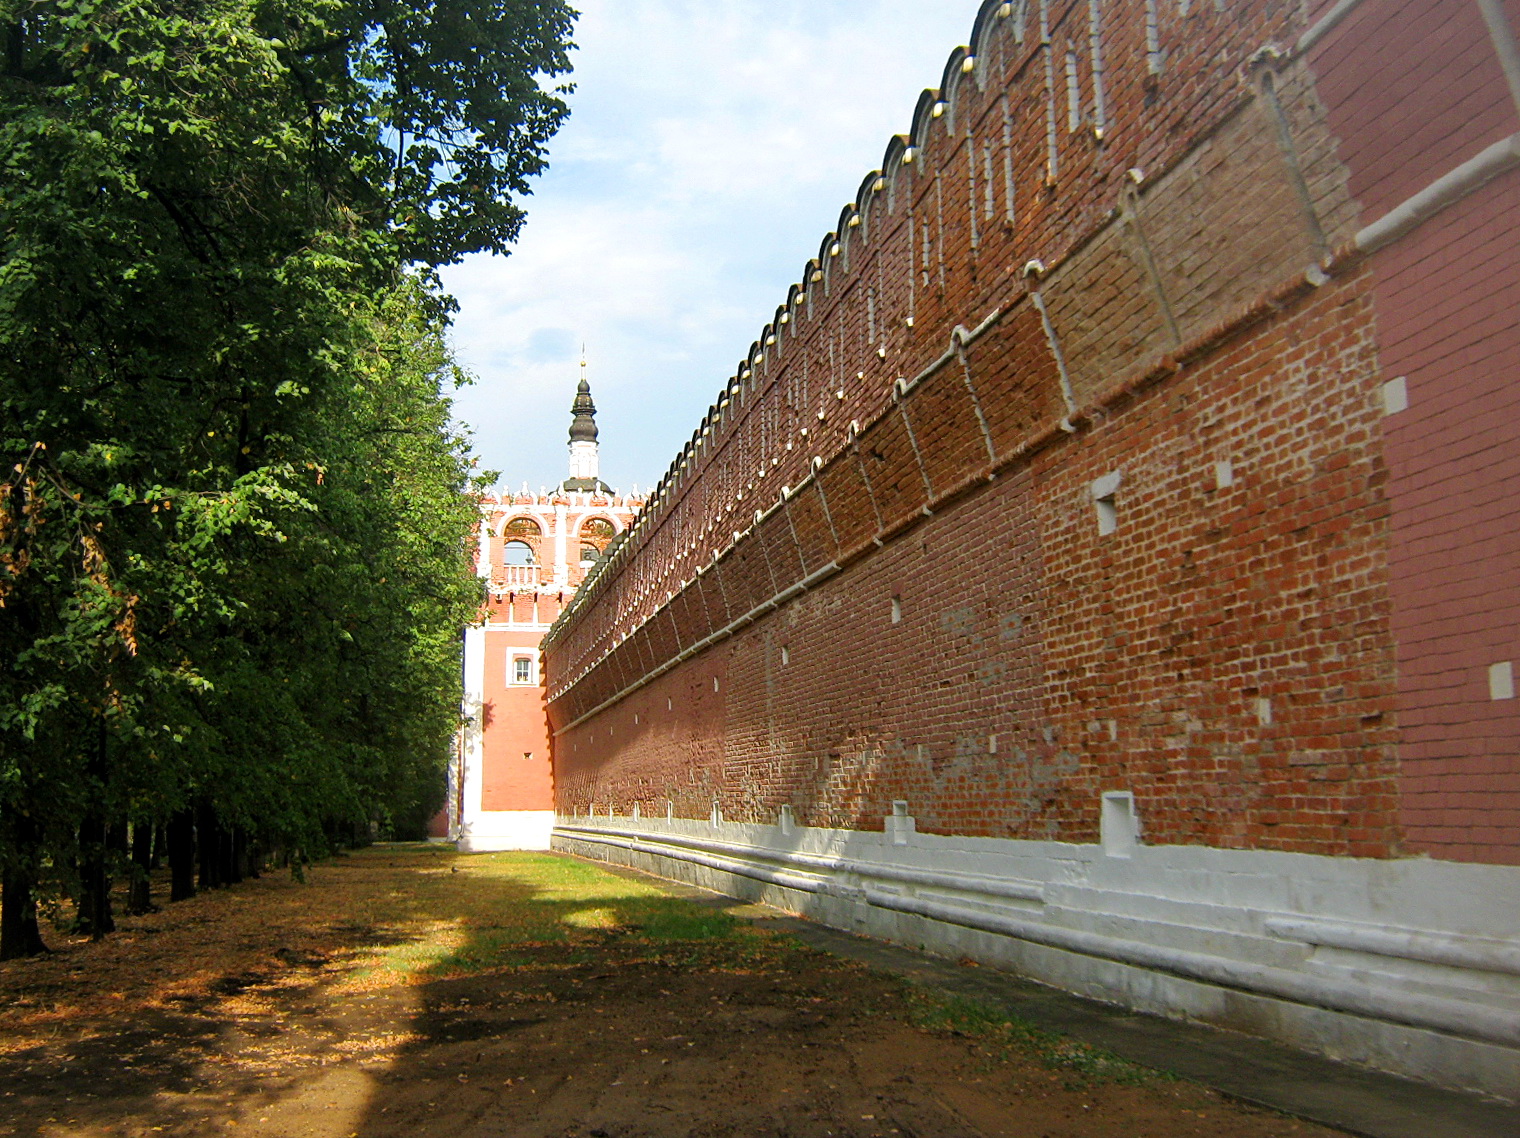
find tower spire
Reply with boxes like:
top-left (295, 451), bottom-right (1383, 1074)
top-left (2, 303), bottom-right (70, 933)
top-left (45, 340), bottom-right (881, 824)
top-left (563, 353), bottom-right (605, 492)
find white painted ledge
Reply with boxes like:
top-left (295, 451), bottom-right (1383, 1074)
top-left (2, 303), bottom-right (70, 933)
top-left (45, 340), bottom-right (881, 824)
top-left (553, 815), bottom-right (1520, 1102)
top-left (458, 810), bottom-right (555, 852)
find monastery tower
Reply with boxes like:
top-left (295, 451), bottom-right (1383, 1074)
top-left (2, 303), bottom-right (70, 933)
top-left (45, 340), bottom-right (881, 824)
top-left (446, 365), bottom-right (643, 850)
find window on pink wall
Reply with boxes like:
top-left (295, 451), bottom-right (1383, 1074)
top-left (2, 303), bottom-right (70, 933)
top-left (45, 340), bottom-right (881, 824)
top-left (512, 656), bottom-right (533, 685)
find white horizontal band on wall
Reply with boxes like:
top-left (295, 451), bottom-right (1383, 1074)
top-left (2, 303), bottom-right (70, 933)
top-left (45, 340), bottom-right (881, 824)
top-left (556, 826), bottom-right (829, 896)
top-left (1295, 0), bottom-right (1368, 54)
top-left (1354, 131), bottom-right (1520, 255)
top-left (867, 890), bottom-right (1520, 1049)
top-left (555, 821), bottom-right (1520, 1052)
top-left (555, 822), bottom-right (1045, 903)
top-left (1264, 916), bottom-right (1520, 978)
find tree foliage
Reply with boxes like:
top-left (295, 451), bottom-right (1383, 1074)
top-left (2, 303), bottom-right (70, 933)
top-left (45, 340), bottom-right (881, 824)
top-left (0, 0), bottom-right (574, 956)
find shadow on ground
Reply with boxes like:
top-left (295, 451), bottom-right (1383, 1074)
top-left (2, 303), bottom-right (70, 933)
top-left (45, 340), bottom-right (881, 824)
top-left (0, 844), bottom-right (1348, 1138)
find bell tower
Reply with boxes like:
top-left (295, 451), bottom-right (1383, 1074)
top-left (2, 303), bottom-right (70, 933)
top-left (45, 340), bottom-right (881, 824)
top-left (448, 356), bottom-right (643, 851)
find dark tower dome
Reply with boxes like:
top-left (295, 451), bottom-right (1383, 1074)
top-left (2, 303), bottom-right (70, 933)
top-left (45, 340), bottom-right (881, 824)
top-left (568, 376), bottom-right (599, 444)
top-left (561, 361), bottom-right (612, 493)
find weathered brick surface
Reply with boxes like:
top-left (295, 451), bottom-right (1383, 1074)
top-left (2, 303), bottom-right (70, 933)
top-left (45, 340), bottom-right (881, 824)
top-left (1141, 98), bottom-right (1322, 347)
top-left (784, 483), bottom-right (838, 576)
top-left (555, 275), bottom-right (1400, 852)
top-left (1303, 0), bottom-right (1520, 865)
top-left (544, 0), bottom-right (1519, 865)
top-left (973, 303), bottom-right (1068, 453)
top-left (1308, 0), bottom-right (1516, 220)
top-left (816, 454), bottom-right (877, 557)
top-left (904, 359), bottom-right (995, 500)
top-left (857, 410), bottom-right (926, 536)
top-left (1042, 220), bottom-right (1169, 407)
top-left (1359, 147), bottom-right (1520, 865)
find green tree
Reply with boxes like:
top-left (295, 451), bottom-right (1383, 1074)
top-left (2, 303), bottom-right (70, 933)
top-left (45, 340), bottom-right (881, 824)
top-left (0, 0), bottom-right (572, 958)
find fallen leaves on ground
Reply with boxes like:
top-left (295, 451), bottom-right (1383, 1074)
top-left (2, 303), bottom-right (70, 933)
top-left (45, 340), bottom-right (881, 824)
top-left (0, 844), bottom-right (1344, 1137)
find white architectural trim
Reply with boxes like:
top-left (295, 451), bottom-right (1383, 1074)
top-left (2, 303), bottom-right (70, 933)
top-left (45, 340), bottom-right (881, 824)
top-left (554, 502), bottom-right (569, 587)
top-left (459, 810), bottom-right (555, 852)
top-left (451, 626), bottom-right (488, 842)
top-left (554, 815), bottom-right (1520, 1101)
top-left (569, 439), bottom-right (599, 482)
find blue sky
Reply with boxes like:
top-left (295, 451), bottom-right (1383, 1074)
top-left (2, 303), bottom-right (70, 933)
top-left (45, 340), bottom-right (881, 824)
top-left (439, 1), bottom-right (984, 495)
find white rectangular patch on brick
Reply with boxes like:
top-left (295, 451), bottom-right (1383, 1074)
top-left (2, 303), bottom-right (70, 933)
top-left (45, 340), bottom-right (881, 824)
top-left (1489, 660), bottom-right (1515, 701)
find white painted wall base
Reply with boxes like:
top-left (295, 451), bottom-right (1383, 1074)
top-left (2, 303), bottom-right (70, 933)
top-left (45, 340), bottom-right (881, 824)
top-left (459, 810), bottom-right (555, 852)
top-left (552, 814), bottom-right (1520, 1102)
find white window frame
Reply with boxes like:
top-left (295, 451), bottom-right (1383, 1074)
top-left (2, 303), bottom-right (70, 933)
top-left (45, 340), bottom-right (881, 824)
top-left (510, 654), bottom-right (536, 686)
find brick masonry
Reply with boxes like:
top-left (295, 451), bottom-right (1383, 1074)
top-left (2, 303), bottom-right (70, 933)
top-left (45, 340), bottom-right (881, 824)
top-left (543, 0), bottom-right (1520, 867)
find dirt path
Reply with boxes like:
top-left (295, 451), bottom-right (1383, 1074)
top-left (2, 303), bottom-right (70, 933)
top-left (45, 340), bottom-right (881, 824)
top-left (0, 845), bottom-right (1347, 1137)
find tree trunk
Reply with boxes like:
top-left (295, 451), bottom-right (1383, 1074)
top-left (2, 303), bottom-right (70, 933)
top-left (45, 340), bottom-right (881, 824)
top-left (197, 800), bottom-right (223, 890)
top-left (220, 822), bottom-right (240, 886)
top-left (74, 717), bottom-right (117, 940)
top-left (168, 810), bottom-right (196, 901)
top-left (126, 820), bottom-right (156, 915)
top-left (0, 863), bottom-right (47, 960)
top-left (75, 812), bottom-right (115, 939)
top-left (109, 818), bottom-right (128, 856)
top-left (244, 833), bottom-right (261, 880)
top-left (0, 808), bottom-right (48, 960)
top-left (231, 827), bottom-right (249, 883)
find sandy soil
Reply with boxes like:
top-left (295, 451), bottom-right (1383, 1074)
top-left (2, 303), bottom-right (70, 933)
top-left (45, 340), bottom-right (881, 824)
top-left (0, 845), bottom-right (1347, 1138)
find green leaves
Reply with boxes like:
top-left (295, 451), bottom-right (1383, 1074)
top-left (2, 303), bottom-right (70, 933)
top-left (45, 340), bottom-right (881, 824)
top-left (1, 0), bottom-right (575, 926)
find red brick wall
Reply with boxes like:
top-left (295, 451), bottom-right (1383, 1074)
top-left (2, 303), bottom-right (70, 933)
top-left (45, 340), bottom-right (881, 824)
top-left (544, 0), bottom-right (1520, 865)
top-left (554, 274), bottom-right (1400, 854)
top-left (1306, 0), bottom-right (1520, 863)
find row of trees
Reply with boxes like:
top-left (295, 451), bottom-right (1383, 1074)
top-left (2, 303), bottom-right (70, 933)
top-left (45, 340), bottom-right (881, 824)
top-left (0, 0), bottom-right (576, 957)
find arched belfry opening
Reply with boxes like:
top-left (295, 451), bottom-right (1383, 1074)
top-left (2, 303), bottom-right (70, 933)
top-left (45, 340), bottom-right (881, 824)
top-left (579, 517), bottom-right (616, 566)
top-left (501, 516), bottom-right (542, 566)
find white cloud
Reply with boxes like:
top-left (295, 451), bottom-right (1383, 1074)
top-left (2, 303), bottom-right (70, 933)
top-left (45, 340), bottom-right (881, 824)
top-left (441, 0), bottom-right (982, 494)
